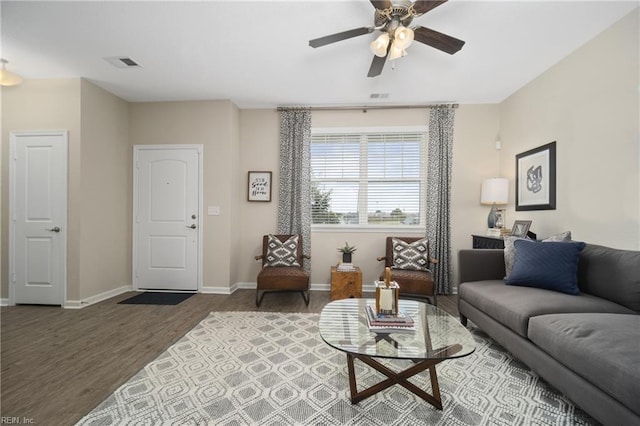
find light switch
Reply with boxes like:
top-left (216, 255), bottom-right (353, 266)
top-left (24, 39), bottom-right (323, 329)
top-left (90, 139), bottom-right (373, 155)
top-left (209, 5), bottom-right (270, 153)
top-left (208, 206), bottom-right (220, 216)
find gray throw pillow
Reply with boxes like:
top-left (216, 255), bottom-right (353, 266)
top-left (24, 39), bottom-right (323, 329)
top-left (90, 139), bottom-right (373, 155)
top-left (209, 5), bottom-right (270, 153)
top-left (504, 231), bottom-right (571, 278)
top-left (265, 234), bottom-right (300, 267)
top-left (392, 237), bottom-right (430, 271)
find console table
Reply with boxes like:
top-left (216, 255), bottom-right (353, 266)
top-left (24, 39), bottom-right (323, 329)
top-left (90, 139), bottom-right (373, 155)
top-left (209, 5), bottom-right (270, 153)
top-left (471, 234), bottom-right (505, 249)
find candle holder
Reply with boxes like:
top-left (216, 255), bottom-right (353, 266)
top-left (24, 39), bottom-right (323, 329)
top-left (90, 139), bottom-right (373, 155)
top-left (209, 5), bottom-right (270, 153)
top-left (375, 280), bottom-right (399, 315)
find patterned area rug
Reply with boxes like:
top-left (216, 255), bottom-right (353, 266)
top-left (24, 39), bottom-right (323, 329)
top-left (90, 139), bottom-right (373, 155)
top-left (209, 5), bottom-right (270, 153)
top-left (77, 312), bottom-right (596, 425)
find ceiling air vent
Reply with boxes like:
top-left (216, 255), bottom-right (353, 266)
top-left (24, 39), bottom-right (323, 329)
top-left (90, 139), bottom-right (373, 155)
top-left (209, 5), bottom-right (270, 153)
top-left (370, 93), bottom-right (389, 99)
top-left (104, 56), bottom-right (142, 69)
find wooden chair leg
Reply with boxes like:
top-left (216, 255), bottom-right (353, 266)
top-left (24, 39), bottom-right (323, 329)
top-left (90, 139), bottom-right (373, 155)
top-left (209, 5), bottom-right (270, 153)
top-left (301, 290), bottom-right (309, 306)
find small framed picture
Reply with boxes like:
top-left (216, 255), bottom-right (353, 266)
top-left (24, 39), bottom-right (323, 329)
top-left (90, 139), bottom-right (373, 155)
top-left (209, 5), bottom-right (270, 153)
top-left (248, 171), bottom-right (272, 202)
top-left (516, 141), bottom-right (556, 211)
top-left (512, 220), bottom-right (532, 238)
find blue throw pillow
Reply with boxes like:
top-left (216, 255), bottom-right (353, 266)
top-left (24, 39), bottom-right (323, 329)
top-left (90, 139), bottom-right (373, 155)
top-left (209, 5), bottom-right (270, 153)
top-left (505, 239), bottom-right (586, 295)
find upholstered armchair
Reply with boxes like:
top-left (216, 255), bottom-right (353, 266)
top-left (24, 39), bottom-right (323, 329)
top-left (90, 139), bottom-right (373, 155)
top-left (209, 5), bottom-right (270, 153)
top-left (255, 234), bottom-right (310, 307)
top-left (376, 236), bottom-right (438, 305)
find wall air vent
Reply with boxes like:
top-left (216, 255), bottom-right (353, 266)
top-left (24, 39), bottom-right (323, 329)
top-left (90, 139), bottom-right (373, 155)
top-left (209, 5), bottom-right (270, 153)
top-left (104, 56), bottom-right (142, 68)
top-left (370, 93), bottom-right (390, 99)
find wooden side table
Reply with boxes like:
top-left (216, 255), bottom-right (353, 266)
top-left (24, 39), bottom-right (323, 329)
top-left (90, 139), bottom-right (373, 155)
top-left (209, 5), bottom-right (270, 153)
top-left (330, 266), bottom-right (362, 300)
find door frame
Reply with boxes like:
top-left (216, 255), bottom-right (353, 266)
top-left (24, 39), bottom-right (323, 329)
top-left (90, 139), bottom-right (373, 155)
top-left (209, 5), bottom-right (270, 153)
top-left (9, 130), bottom-right (68, 306)
top-left (132, 144), bottom-right (203, 292)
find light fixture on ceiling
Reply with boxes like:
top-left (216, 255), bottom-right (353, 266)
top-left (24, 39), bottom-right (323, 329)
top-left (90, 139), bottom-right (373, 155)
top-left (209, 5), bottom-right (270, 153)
top-left (0, 59), bottom-right (23, 86)
top-left (370, 24), bottom-right (415, 61)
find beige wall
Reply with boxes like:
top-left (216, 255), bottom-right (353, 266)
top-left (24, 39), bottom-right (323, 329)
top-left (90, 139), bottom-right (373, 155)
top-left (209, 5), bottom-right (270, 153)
top-left (237, 106), bottom-right (501, 288)
top-left (1, 79), bottom-right (82, 300)
top-left (499, 9), bottom-right (639, 249)
top-left (129, 100), bottom-right (240, 291)
top-left (78, 79), bottom-right (130, 301)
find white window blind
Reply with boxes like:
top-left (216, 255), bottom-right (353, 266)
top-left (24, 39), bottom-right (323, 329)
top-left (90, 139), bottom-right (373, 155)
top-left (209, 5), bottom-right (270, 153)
top-left (311, 129), bottom-right (426, 226)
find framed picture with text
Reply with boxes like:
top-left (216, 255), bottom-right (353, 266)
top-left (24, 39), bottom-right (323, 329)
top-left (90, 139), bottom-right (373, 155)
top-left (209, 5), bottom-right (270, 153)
top-left (516, 142), bottom-right (556, 211)
top-left (248, 171), bottom-right (272, 202)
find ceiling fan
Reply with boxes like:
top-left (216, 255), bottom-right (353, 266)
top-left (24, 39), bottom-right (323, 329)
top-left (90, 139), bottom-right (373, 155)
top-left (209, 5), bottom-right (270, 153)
top-left (309, 0), bottom-right (465, 77)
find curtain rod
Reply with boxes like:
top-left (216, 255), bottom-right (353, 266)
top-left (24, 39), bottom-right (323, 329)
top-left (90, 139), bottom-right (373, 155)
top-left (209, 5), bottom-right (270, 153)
top-left (276, 104), bottom-right (458, 112)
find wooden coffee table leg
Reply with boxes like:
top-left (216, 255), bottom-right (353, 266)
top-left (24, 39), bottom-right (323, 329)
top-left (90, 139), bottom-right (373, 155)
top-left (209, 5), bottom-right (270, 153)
top-left (346, 353), bottom-right (443, 409)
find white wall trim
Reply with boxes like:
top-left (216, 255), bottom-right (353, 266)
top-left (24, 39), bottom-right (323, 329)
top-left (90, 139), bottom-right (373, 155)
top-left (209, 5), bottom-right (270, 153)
top-left (1, 298), bottom-right (12, 307)
top-left (201, 285), bottom-right (234, 295)
top-left (64, 285), bottom-right (132, 309)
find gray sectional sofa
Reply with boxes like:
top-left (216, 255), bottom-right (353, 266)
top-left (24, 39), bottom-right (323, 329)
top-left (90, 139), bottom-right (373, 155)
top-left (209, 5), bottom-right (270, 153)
top-left (457, 243), bottom-right (640, 426)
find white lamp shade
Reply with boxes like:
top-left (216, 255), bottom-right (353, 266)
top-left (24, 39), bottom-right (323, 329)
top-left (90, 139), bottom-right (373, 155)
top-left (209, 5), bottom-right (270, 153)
top-left (394, 26), bottom-right (414, 50)
top-left (481, 178), bottom-right (509, 205)
top-left (370, 33), bottom-right (390, 57)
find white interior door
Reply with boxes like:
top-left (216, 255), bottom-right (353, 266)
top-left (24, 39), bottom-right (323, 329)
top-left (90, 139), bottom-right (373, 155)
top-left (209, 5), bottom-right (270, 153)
top-left (134, 146), bottom-right (202, 291)
top-left (10, 131), bottom-right (68, 305)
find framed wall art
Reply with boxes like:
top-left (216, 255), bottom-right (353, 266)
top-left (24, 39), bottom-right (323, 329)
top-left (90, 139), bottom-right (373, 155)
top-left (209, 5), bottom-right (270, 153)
top-left (248, 171), bottom-right (272, 202)
top-left (516, 141), bottom-right (556, 211)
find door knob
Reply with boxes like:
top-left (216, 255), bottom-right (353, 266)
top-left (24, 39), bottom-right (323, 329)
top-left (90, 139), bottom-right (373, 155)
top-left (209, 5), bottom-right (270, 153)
top-left (186, 224), bottom-right (196, 229)
top-left (46, 226), bottom-right (61, 233)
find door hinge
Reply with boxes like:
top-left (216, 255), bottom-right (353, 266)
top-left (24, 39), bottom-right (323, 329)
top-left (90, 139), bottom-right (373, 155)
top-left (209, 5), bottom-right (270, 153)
top-left (11, 273), bottom-right (16, 283)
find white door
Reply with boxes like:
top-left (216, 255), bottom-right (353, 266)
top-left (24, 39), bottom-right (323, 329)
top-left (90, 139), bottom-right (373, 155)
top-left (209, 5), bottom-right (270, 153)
top-left (10, 131), bottom-right (68, 305)
top-left (134, 146), bottom-right (202, 291)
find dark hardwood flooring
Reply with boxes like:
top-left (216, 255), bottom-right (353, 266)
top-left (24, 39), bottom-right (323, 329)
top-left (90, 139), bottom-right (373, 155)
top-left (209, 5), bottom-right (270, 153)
top-left (0, 290), bottom-right (459, 425)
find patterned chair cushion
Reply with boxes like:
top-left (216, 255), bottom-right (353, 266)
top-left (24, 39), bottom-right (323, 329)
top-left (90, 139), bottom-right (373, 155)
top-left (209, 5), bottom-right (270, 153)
top-left (392, 237), bottom-right (429, 271)
top-left (265, 234), bottom-right (300, 267)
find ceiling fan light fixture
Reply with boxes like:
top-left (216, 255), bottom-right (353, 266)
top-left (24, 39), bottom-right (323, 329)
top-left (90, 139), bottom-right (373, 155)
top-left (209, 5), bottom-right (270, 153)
top-left (388, 42), bottom-right (407, 61)
top-left (0, 59), bottom-right (23, 86)
top-left (393, 25), bottom-right (414, 50)
top-left (370, 32), bottom-right (390, 57)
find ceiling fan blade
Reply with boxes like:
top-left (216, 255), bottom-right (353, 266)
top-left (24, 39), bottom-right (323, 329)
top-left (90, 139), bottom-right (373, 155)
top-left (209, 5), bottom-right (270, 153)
top-left (411, 1), bottom-right (448, 15)
top-left (413, 26), bottom-right (465, 54)
top-left (370, 0), bottom-right (392, 10)
top-left (309, 27), bottom-right (373, 48)
top-left (367, 52), bottom-right (388, 78)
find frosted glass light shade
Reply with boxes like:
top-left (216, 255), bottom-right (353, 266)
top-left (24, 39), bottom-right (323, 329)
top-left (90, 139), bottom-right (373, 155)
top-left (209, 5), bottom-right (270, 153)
top-left (394, 26), bottom-right (414, 50)
top-left (388, 42), bottom-right (406, 60)
top-left (370, 33), bottom-right (390, 57)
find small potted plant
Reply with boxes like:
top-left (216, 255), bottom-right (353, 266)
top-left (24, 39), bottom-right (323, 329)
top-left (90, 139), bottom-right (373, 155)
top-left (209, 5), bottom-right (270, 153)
top-left (338, 242), bottom-right (357, 263)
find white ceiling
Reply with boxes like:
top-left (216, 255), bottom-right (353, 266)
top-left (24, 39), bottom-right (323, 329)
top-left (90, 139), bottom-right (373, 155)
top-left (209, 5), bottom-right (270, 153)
top-left (1, 1), bottom-right (637, 108)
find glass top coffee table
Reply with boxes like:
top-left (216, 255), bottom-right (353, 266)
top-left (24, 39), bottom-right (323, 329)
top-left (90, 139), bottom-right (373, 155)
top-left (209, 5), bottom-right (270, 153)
top-left (319, 298), bottom-right (475, 409)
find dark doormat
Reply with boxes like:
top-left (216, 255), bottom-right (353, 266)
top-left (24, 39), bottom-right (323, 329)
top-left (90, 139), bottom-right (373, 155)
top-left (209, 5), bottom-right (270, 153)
top-left (118, 292), bottom-right (195, 305)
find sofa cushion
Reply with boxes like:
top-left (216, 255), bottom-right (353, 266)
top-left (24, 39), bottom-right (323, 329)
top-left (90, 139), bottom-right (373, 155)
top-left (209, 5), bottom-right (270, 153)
top-left (577, 244), bottom-right (640, 313)
top-left (504, 231), bottom-right (571, 277)
top-left (458, 280), bottom-right (636, 337)
top-left (528, 313), bottom-right (640, 415)
top-left (265, 234), bottom-right (300, 267)
top-left (505, 240), bottom-right (586, 295)
top-left (392, 237), bottom-right (429, 271)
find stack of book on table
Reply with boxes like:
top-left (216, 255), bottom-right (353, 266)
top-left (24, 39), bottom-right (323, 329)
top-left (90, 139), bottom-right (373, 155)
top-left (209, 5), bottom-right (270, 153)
top-left (336, 262), bottom-right (356, 272)
top-left (365, 304), bottom-right (415, 333)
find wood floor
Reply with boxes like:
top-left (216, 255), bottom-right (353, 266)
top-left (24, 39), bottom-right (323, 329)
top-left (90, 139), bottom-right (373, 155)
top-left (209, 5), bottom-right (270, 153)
top-left (0, 290), bottom-right (459, 425)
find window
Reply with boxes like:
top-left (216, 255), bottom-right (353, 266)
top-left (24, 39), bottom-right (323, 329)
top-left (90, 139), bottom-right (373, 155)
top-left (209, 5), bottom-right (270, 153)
top-left (311, 127), bottom-right (427, 227)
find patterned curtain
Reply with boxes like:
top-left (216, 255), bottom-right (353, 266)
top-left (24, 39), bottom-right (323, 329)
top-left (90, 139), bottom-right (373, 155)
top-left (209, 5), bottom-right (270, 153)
top-left (426, 105), bottom-right (456, 294)
top-left (277, 108), bottom-right (312, 269)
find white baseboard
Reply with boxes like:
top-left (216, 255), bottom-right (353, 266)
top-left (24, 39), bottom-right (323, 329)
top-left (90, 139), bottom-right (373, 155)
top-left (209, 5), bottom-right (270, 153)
top-left (64, 285), bottom-right (132, 309)
top-left (200, 285), bottom-right (234, 295)
top-left (233, 282), bottom-right (331, 292)
top-left (0, 298), bottom-right (12, 307)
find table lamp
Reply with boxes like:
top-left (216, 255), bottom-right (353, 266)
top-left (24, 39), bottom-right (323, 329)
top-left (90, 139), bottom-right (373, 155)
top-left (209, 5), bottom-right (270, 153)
top-left (481, 178), bottom-right (509, 229)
